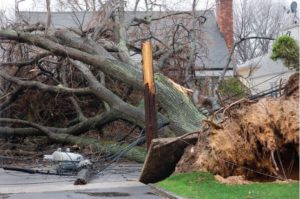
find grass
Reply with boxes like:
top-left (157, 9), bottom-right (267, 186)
top-left (157, 172), bottom-right (299, 199)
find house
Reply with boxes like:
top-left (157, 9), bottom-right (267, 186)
top-left (16, 0), bottom-right (234, 98)
top-left (237, 24), bottom-right (299, 96)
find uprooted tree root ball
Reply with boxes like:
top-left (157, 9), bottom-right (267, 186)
top-left (176, 73), bottom-right (299, 181)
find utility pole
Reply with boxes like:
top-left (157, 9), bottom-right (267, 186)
top-left (142, 40), bottom-right (157, 150)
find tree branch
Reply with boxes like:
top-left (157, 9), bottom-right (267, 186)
top-left (0, 86), bottom-right (24, 113)
top-left (0, 71), bottom-right (91, 95)
top-left (0, 52), bottom-right (51, 67)
top-left (218, 36), bottom-right (275, 84)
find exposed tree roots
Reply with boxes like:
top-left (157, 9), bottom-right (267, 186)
top-left (176, 73), bottom-right (299, 181)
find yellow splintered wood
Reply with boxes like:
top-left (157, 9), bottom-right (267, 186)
top-left (142, 41), bottom-right (155, 94)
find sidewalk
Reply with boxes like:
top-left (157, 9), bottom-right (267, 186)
top-left (0, 163), bottom-right (161, 199)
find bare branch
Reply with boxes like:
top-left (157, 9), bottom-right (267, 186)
top-left (0, 52), bottom-right (51, 67)
top-left (0, 87), bottom-right (24, 113)
top-left (0, 71), bottom-right (92, 95)
top-left (218, 36), bottom-right (275, 84)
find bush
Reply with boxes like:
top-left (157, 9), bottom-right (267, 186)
top-left (218, 77), bottom-right (247, 99)
top-left (271, 35), bottom-right (299, 70)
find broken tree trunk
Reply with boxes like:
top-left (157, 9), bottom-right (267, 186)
top-left (139, 132), bottom-right (198, 183)
top-left (142, 40), bottom-right (157, 149)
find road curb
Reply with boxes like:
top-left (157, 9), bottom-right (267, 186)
top-left (148, 184), bottom-right (185, 199)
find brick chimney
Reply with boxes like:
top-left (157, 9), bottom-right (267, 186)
top-left (216, 0), bottom-right (233, 52)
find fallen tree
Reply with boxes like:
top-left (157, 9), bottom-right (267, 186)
top-left (0, 30), bottom-right (203, 134)
top-left (0, 0), bottom-right (207, 162)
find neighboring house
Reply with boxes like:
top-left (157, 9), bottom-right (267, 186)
top-left (16, 0), bottom-right (234, 97)
top-left (237, 24), bottom-right (299, 95)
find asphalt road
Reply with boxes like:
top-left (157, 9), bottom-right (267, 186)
top-left (0, 163), bottom-right (162, 199)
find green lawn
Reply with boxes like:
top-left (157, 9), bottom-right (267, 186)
top-left (157, 172), bottom-right (299, 199)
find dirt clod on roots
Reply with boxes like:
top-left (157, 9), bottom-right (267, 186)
top-left (176, 73), bottom-right (299, 181)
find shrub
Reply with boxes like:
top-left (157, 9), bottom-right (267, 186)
top-left (271, 35), bottom-right (299, 70)
top-left (218, 77), bottom-right (247, 99)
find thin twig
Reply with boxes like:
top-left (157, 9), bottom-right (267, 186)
top-left (276, 150), bottom-right (288, 180)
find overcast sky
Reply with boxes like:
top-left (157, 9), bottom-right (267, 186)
top-left (0, 0), bottom-right (215, 11)
top-left (0, 0), bottom-right (296, 21)
top-left (0, 0), bottom-right (216, 22)
top-left (0, 0), bottom-right (296, 11)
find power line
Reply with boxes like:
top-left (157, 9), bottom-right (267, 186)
top-left (247, 71), bottom-right (291, 90)
top-left (215, 155), bottom-right (286, 181)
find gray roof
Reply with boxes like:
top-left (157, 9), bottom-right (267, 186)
top-left (16, 10), bottom-right (231, 70)
top-left (192, 10), bottom-right (231, 69)
top-left (16, 11), bottom-right (94, 28)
